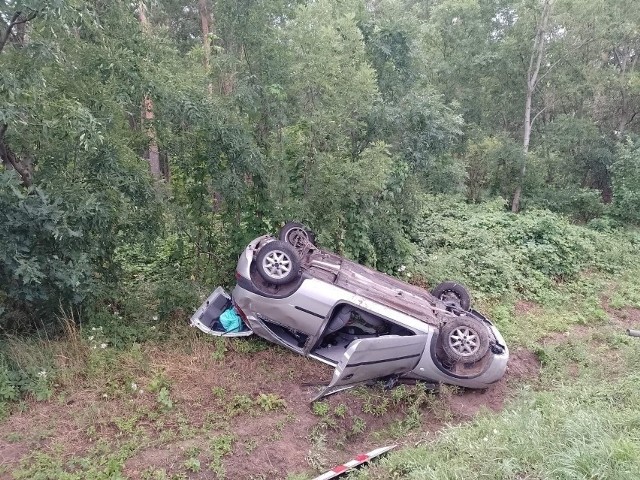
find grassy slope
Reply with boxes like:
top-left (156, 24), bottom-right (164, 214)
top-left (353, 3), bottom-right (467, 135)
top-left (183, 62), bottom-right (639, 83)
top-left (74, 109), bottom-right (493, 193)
top-left (351, 268), bottom-right (640, 479)
top-left (2, 203), bottom-right (640, 479)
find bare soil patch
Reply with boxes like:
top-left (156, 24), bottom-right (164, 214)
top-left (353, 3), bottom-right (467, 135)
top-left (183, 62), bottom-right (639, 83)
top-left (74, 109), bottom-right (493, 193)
top-left (514, 300), bottom-right (543, 317)
top-left (1, 334), bottom-right (541, 479)
top-left (609, 307), bottom-right (640, 330)
top-left (448, 347), bottom-right (540, 418)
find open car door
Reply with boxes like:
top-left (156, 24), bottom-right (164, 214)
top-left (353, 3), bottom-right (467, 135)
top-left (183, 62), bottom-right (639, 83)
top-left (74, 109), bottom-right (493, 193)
top-left (190, 287), bottom-right (253, 337)
top-left (312, 335), bottom-right (428, 401)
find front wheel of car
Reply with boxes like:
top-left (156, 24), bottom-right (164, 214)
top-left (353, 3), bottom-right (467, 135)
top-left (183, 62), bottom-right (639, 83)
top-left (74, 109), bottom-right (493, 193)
top-left (279, 222), bottom-right (316, 248)
top-left (441, 317), bottom-right (489, 364)
top-left (255, 240), bottom-right (301, 285)
top-left (432, 281), bottom-right (471, 311)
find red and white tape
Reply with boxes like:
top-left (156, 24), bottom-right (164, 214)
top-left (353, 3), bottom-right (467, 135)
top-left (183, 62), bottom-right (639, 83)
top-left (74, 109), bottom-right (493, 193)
top-left (311, 445), bottom-right (397, 480)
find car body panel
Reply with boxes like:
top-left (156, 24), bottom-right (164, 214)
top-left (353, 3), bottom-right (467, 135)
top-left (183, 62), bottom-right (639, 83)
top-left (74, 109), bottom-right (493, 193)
top-left (232, 281), bottom-right (437, 354)
top-left (311, 335), bottom-right (429, 400)
top-left (190, 287), bottom-right (253, 337)
top-left (194, 233), bottom-right (509, 400)
top-left (407, 328), bottom-right (509, 389)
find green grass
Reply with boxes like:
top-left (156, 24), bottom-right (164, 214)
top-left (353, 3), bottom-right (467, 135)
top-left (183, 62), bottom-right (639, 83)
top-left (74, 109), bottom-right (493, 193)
top-left (351, 325), bottom-right (640, 479)
top-left (2, 212), bottom-right (640, 479)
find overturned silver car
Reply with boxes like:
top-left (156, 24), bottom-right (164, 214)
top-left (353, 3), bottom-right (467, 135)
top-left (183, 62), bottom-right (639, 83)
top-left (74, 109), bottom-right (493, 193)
top-left (191, 223), bottom-right (508, 399)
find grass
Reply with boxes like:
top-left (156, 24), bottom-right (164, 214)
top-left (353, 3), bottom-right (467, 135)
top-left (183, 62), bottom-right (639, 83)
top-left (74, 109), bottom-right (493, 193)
top-left (354, 348), bottom-right (640, 479)
top-left (349, 271), bottom-right (640, 479)
top-left (2, 254), bottom-right (640, 478)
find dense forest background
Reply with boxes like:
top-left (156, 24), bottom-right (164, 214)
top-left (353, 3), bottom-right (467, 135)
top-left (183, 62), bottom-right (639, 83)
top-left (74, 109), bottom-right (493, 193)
top-left (2, 0), bottom-right (640, 333)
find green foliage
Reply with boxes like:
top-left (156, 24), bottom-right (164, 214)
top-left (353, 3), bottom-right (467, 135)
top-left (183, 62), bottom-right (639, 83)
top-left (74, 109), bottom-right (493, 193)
top-left (0, 360), bottom-right (19, 404)
top-left (183, 457), bottom-right (200, 473)
top-left (1, 0), bottom-right (640, 418)
top-left (463, 134), bottom-right (525, 203)
top-left (0, 0), bottom-right (162, 330)
top-left (411, 196), bottom-right (640, 300)
top-left (255, 393), bottom-right (287, 412)
top-left (227, 394), bottom-right (254, 416)
top-left (539, 115), bottom-right (615, 195)
top-left (148, 373), bottom-right (171, 393)
top-left (312, 402), bottom-right (330, 417)
top-left (611, 139), bottom-right (640, 224)
top-left (156, 387), bottom-right (173, 411)
top-left (529, 187), bottom-right (607, 223)
top-left (363, 338), bottom-right (640, 479)
top-left (0, 171), bottom-right (95, 329)
top-left (0, 351), bottom-right (54, 414)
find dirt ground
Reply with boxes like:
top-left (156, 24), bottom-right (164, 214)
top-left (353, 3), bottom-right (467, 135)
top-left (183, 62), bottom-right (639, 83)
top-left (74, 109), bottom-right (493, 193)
top-left (0, 331), bottom-right (543, 480)
top-left (4, 300), bottom-right (635, 478)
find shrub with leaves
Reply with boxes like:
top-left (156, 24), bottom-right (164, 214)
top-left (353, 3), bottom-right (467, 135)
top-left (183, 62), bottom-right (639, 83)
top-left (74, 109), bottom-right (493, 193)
top-left (0, 171), bottom-right (95, 330)
top-left (410, 196), bottom-right (640, 300)
top-left (611, 140), bottom-right (640, 224)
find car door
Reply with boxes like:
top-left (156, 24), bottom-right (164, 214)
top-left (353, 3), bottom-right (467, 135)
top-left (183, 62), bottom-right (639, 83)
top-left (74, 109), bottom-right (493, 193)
top-left (311, 335), bottom-right (429, 401)
top-left (190, 286), bottom-right (253, 337)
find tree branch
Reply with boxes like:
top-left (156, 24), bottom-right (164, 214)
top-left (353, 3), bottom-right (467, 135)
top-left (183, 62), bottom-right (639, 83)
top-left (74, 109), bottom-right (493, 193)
top-left (528, 0), bottom-right (552, 91)
top-left (536, 39), bottom-right (594, 85)
top-left (0, 123), bottom-right (32, 187)
top-left (531, 103), bottom-right (553, 126)
top-left (0, 9), bottom-right (37, 54)
top-left (625, 110), bottom-right (639, 127)
top-left (611, 47), bottom-right (622, 70)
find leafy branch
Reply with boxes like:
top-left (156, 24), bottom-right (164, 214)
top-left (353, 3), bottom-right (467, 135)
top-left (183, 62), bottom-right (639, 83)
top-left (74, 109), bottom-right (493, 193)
top-left (0, 9), bottom-right (38, 54)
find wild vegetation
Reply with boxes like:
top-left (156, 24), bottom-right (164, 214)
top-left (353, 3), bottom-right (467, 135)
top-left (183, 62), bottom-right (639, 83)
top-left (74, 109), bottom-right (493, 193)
top-left (1, 0), bottom-right (640, 478)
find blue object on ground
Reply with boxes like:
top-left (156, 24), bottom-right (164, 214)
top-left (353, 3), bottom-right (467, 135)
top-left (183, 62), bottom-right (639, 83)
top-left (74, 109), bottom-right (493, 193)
top-left (219, 307), bottom-right (242, 333)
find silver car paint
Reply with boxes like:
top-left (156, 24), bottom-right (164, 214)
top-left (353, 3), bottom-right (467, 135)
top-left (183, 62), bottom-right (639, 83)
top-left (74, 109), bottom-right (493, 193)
top-left (230, 236), bottom-right (509, 391)
top-left (312, 335), bottom-right (430, 401)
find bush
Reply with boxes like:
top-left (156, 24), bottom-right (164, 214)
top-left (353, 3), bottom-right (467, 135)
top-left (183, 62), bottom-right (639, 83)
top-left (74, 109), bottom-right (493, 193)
top-left (410, 195), bottom-right (640, 300)
top-left (0, 151), bottom-right (160, 333)
top-left (611, 139), bottom-right (640, 224)
top-left (0, 171), bottom-right (96, 331)
top-left (527, 187), bottom-right (606, 223)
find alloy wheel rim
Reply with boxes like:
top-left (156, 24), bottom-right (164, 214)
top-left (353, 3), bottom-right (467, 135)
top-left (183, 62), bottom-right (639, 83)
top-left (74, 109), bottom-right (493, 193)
top-left (262, 250), bottom-right (292, 279)
top-left (448, 326), bottom-right (479, 356)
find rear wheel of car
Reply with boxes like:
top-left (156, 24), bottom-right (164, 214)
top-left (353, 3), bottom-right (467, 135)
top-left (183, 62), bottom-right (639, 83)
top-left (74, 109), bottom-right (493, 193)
top-left (441, 317), bottom-right (489, 364)
top-left (432, 281), bottom-right (471, 311)
top-left (279, 222), bottom-right (316, 248)
top-left (256, 240), bottom-right (301, 285)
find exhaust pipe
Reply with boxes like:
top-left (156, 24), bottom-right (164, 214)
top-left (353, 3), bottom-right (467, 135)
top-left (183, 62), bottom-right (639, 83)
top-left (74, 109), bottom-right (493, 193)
top-left (627, 329), bottom-right (640, 337)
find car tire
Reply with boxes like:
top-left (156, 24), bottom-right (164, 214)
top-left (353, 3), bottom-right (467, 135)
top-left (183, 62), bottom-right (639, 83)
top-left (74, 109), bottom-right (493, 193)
top-left (441, 316), bottom-right (490, 364)
top-left (279, 222), bottom-right (316, 248)
top-left (256, 240), bottom-right (301, 285)
top-left (432, 281), bottom-right (471, 311)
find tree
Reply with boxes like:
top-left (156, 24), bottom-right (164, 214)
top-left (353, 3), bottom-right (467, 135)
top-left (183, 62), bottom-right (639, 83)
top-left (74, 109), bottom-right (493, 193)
top-left (198, 0), bottom-right (214, 95)
top-left (0, 1), bottom-right (176, 327)
top-left (138, 0), bottom-right (161, 178)
top-left (0, 4), bottom-right (38, 186)
top-left (512, 0), bottom-right (553, 213)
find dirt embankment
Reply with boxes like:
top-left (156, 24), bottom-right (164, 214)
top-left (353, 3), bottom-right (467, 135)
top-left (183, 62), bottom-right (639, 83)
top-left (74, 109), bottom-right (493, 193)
top-left (0, 336), bottom-right (544, 480)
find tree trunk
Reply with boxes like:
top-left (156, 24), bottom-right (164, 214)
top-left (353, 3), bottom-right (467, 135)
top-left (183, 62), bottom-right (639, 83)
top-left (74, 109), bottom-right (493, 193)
top-left (142, 97), bottom-right (161, 178)
top-left (138, 1), bottom-right (162, 179)
top-left (0, 124), bottom-right (32, 186)
top-left (198, 0), bottom-right (214, 96)
top-left (512, 0), bottom-right (552, 213)
top-left (0, 10), bottom-right (37, 187)
top-left (613, 47), bottom-right (639, 135)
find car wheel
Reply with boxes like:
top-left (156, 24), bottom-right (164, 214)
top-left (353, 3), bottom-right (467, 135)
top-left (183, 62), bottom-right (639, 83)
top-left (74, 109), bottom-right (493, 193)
top-left (279, 222), bottom-right (316, 248)
top-left (441, 317), bottom-right (489, 364)
top-left (256, 240), bottom-right (301, 285)
top-left (431, 281), bottom-right (471, 311)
